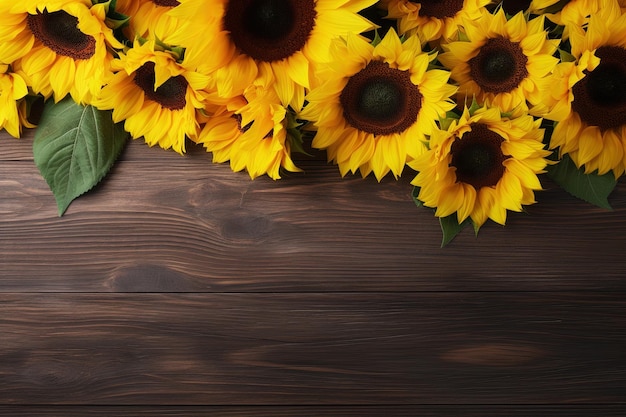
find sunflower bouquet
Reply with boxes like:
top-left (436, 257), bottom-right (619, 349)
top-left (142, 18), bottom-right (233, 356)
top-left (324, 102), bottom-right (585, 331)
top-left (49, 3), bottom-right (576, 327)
top-left (0, 0), bottom-right (624, 245)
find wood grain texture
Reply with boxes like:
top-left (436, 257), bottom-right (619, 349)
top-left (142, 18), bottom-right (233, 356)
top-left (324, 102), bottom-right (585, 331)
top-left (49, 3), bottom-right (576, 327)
top-left (0, 405), bottom-right (624, 416)
top-left (2, 129), bottom-right (625, 413)
top-left (1, 132), bottom-right (626, 292)
top-left (0, 133), bottom-right (35, 162)
top-left (1, 293), bottom-right (624, 405)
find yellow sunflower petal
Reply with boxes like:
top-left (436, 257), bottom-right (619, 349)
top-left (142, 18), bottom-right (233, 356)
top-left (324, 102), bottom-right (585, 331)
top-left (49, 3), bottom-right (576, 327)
top-left (305, 28), bottom-right (455, 179)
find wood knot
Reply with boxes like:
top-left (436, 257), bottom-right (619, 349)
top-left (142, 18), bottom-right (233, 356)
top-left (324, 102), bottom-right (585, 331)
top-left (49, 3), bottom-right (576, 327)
top-left (108, 264), bottom-right (194, 292)
top-left (219, 210), bottom-right (273, 243)
top-left (441, 343), bottom-right (544, 366)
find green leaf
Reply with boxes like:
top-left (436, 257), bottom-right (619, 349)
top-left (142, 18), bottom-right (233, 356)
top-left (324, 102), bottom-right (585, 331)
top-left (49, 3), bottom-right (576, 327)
top-left (33, 97), bottom-right (128, 215)
top-left (546, 153), bottom-right (616, 210)
top-left (413, 186), bottom-right (473, 246)
top-left (439, 214), bottom-right (472, 247)
top-left (411, 186), bottom-right (424, 207)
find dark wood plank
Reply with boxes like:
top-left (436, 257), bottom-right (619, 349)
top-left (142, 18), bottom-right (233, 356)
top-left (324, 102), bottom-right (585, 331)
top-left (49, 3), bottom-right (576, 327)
top-left (0, 131), bottom-right (35, 162)
top-left (1, 293), bottom-right (624, 405)
top-left (0, 405), bottom-right (624, 416)
top-left (1, 136), bottom-right (625, 291)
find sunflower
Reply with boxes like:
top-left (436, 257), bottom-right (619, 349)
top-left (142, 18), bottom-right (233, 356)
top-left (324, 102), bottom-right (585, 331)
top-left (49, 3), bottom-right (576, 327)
top-left (196, 65), bottom-right (301, 180)
top-left (0, 64), bottom-right (32, 138)
top-left (382, 0), bottom-right (491, 42)
top-left (494, 0), bottom-right (562, 16)
top-left (410, 105), bottom-right (551, 228)
top-left (544, 0), bottom-right (626, 177)
top-left (300, 29), bottom-right (457, 181)
top-left (438, 8), bottom-right (559, 114)
top-left (167, 0), bottom-right (377, 109)
top-left (94, 39), bottom-right (211, 154)
top-left (115, 0), bottom-right (185, 43)
top-left (0, 1), bottom-right (123, 104)
top-left (541, 0), bottom-right (626, 38)
top-left (544, 0), bottom-right (611, 30)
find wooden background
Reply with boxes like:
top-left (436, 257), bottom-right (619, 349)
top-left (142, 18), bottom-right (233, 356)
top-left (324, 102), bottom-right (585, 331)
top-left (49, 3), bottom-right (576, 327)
top-left (1, 129), bottom-right (625, 416)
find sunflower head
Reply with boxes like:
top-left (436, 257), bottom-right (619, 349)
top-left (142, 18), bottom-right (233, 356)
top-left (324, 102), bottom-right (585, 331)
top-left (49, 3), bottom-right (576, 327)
top-left (410, 104), bottom-right (551, 228)
top-left (300, 29), bottom-right (457, 181)
top-left (223, 0), bottom-right (317, 63)
top-left (0, 1), bottom-right (123, 104)
top-left (169, 0), bottom-right (376, 109)
top-left (438, 8), bottom-right (560, 113)
top-left (545, 0), bottom-right (626, 177)
top-left (115, 0), bottom-right (186, 44)
top-left (94, 39), bottom-right (211, 154)
top-left (196, 64), bottom-right (302, 180)
top-left (384, 0), bottom-right (492, 42)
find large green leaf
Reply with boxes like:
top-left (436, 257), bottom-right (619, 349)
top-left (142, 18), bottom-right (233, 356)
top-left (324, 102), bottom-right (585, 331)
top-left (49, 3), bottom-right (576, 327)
top-left (546, 154), bottom-right (616, 210)
top-left (33, 97), bottom-right (128, 215)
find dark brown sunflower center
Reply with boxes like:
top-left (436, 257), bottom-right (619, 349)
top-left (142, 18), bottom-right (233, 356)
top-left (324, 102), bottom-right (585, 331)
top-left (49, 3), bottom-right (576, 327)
top-left (340, 61), bottom-right (423, 136)
top-left (571, 46), bottom-right (626, 131)
top-left (450, 123), bottom-right (508, 189)
top-left (412, 0), bottom-right (465, 19)
top-left (134, 62), bottom-right (188, 110)
top-left (151, 0), bottom-right (180, 6)
top-left (501, 0), bottom-right (532, 14)
top-left (26, 10), bottom-right (96, 60)
top-left (469, 37), bottom-right (528, 93)
top-left (224, 0), bottom-right (316, 62)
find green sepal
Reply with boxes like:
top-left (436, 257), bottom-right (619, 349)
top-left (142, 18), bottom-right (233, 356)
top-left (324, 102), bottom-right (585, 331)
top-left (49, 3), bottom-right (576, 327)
top-left (411, 186), bottom-right (424, 207)
top-left (457, 30), bottom-right (470, 42)
top-left (542, 0), bottom-right (571, 14)
top-left (370, 30), bottom-right (383, 47)
top-left (467, 97), bottom-right (483, 115)
top-left (136, 36), bottom-right (185, 60)
top-left (413, 186), bottom-right (472, 247)
top-left (286, 130), bottom-right (311, 157)
top-left (558, 48), bottom-right (576, 63)
top-left (286, 112), bottom-right (312, 157)
top-left (106, 13), bottom-right (130, 30)
top-left (472, 220), bottom-right (481, 237)
top-left (93, 0), bottom-right (129, 30)
top-left (548, 23), bottom-right (565, 41)
top-left (171, 46), bottom-right (186, 62)
top-left (546, 153), bottom-right (616, 210)
top-left (439, 110), bottom-right (460, 131)
top-left (103, 0), bottom-right (131, 44)
top-left (439, 214), bottom-right (472, 248)
top-left (33, 97), bottom-right (129, 216)
top-left (500, 109), bottom-right (515, 119)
